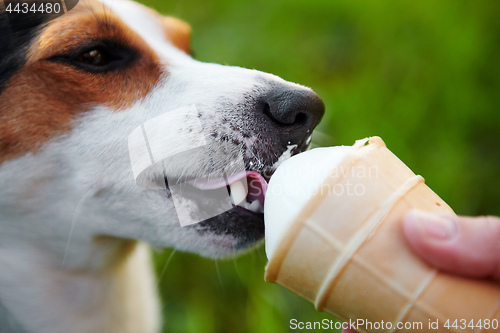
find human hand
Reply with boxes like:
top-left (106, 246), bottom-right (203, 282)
top-left (402, 210), bottom-right (500, 281)
top-left (341, 210), bottom-right (500, 333)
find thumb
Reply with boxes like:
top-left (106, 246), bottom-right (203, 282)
top-left (403, 210), bottom-right (500, 281)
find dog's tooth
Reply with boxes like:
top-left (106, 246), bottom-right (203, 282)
top-left (237, 201), bottom-right (249, 209)
top-left (230, 180), bottom-right (247, 205)
top-left (248, 200), bottom-right (264, 214)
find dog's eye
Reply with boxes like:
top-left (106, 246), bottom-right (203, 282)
top-left (50, 41), bottom-right (136, 73)
top-left (74, 49), bottom-right (108, 67)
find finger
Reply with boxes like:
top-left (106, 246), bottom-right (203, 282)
top-left (403, 210), bottom-right (500, 280)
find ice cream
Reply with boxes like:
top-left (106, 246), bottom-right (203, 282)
top-left (263, 137), bottom-right (500, 333)
top-left (264, 145), bottom-right (353, 259)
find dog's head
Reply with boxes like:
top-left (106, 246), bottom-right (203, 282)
top-left (0, 0), bottom-right (324, 258)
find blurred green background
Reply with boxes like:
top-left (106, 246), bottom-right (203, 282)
top-left (137, 0), bottom-right (500, 332)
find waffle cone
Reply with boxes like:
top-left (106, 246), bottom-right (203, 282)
top-left (265, 137), bottom-right (500, 333)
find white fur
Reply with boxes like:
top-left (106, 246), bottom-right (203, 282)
top-left (0, 0), bottom-right (314, 332)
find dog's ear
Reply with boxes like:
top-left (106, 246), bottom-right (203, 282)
top-left (161, 16), bottom-right (192, 55)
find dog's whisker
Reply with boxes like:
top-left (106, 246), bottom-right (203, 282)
top-left (156, 249), bottom-right (177, 288)
top-left (58, 184), bottom-right (97, 273)
top-left (232, 257), bottom-right (246, 286)
top-left (311, 129), bottom-right (336, 147)
top-left (247, 148), bottom-right (264, 170)
top-left (214, 259), bottom-right (226, 296)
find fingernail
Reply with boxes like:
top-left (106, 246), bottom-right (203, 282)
top-left (405, 210), bottom-right (457, 240)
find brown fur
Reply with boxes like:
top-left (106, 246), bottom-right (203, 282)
top-left (0, 0), bottom-right (191, 163)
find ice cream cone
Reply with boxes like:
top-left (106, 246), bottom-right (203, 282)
top-left (265, 137), bottom-right (500, 333)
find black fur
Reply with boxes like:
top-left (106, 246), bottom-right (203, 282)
top-left (0, 1), bottom-right (77, 93)
top-left (0, 9), bottom-right (39, 93)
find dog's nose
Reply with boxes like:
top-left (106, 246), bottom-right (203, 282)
top-left (262, 86), bottom-right (325, 147)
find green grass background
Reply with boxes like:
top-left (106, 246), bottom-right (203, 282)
top-left (136, 0), bottom-right (500, 332)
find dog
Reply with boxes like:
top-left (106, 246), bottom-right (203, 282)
top-left (0, 0), bottom-right (324, 332)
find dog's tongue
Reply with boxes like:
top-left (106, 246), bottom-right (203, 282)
top-left (246, 171), bottom-right (268, 205)
top-left (189, 171), bottom-right (267, 205)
